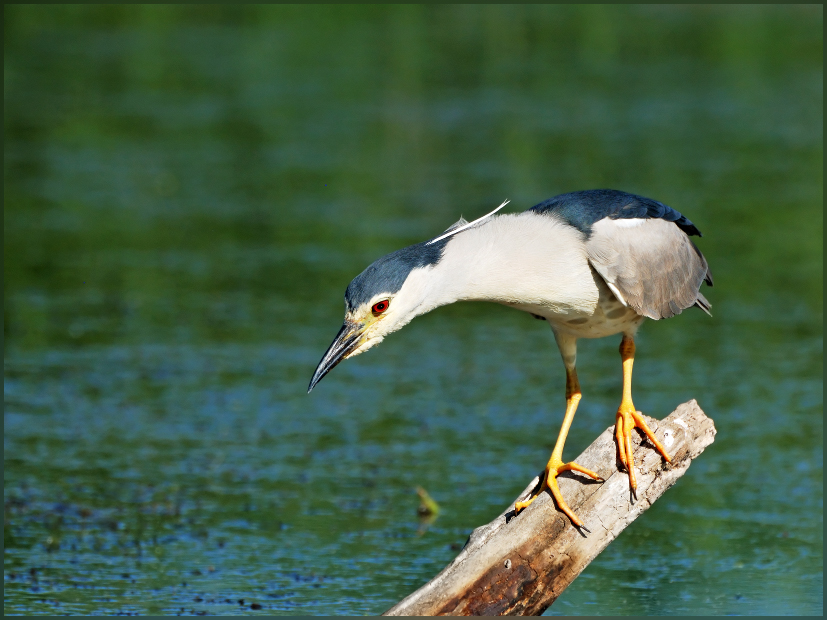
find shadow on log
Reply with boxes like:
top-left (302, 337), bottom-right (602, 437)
top-left (384, 400), bottom-right (716, 616)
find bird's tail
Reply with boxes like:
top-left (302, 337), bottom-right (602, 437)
top-left (694, 292), bottom-right (712, 317)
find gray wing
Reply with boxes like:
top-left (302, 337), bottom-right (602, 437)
top-left (586, 218), bottom-right (713, 320)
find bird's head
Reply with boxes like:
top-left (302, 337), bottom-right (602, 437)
top-left (307, 201), bottom-right (510, 393)
top-left (307, 240), bottom-right (445, 393)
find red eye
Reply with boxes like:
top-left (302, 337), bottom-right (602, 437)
top-left (372, 300), bottom-right (389, 315)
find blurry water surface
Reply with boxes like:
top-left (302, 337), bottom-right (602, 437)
top-left (4, 5), bottom-right (822, 615)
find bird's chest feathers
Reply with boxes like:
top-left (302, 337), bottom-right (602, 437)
top-left (436, 214), bottom-right (600, 315)
top-left (548, 269), bottom-right (645, 338)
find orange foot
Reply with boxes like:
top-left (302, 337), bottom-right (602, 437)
top-left (615, 405), bottom-right (671, 494)
top-left (514, 455), bottom-right (603, 527)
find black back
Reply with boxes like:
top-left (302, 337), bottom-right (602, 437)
top-left (529, 189), bottom-right (702, 237)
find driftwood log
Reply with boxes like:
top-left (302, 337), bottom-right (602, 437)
top-left (385, 400), bottom-right (716, 616)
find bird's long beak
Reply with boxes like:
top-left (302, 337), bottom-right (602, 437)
top-left (307, 320), bottom-right (364, 393)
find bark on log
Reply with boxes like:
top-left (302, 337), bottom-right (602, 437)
top-left (384, 400), bottom-right (716, 616)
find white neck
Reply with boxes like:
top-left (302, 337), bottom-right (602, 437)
top-left (423, 212), bottom-right (599, 316)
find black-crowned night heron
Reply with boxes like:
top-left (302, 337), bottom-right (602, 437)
top-left (308, 189), bottom-right (712, 526)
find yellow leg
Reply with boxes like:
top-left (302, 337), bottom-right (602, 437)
top-left (615, 334), bottom-right (671, 493)
top-left (515, 366), bottom-right (602, 526)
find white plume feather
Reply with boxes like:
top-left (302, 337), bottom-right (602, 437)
top-left (425, 199), bottom-right (510, 246)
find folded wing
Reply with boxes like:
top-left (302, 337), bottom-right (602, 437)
top-left (586, 218), bottom-right (713, 320)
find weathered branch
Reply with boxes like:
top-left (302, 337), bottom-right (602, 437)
top-left (384, 400), bottom-right (716, 616)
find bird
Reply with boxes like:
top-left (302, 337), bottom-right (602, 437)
top-left (308, 189), bottom-right (712, 526)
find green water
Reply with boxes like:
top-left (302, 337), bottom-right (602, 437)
top-left (4, 5), bottom-right (822, 616)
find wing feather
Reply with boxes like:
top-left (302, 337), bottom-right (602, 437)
top-left (587, 218), bottom-right (712, 320)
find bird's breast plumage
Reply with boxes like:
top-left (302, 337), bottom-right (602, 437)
top-left (542, 267), bottom-right (645, 339)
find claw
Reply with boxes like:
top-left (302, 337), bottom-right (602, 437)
top-left (615, 414), bottom-right (628, 469)
top-left (515, 457), bottom-right (602, 526)
top-left (615, 406), bottom-right (671, 493)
